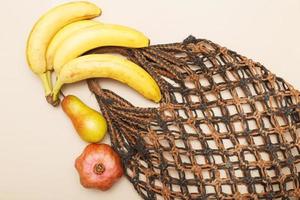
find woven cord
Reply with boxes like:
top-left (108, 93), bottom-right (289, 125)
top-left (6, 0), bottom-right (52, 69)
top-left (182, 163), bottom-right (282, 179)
top-left (87, 36), bottom-right (300, 199)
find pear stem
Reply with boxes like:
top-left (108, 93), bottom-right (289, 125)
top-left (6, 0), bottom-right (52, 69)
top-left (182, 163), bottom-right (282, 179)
top-left (94, 163), bottom-right (105, 175)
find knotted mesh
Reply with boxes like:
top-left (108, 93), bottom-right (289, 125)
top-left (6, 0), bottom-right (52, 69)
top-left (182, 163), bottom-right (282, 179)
top-left (87, 36), bottom-right (300, 199)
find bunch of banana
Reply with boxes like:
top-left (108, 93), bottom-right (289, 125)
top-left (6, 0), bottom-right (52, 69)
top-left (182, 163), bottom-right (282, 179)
top-left (26, 1), bottom-right (101, 99)
top-left (26, 1), bottom-right (161, 106)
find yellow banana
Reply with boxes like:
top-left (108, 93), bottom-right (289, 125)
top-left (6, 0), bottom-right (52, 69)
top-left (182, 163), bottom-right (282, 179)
top-left (52, 54), bottom-right (161, 104)
top-left (26, 1), bottom-right (101, 96)
top-left (46, 20), bottom-right (101, 71)
top-left (53, 23), bottom-right (150, 74)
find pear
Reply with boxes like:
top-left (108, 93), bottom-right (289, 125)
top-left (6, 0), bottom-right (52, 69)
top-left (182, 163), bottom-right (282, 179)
top-left (62, 95), bottom-right (107, 143)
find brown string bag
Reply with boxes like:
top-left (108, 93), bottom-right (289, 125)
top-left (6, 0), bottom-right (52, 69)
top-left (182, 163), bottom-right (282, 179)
top-left (87, 36), bottom-right (300, 199)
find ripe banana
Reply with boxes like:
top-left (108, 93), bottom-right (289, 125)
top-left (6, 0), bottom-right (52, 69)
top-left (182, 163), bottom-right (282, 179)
top-left (52, 54), bottom-right (161, 104)
top-left (46, 20), bottom-right (101, 71)
top-left (26, 1), bottom-right (101, 96)
top-left (52, 23), bottom-right (150, 74)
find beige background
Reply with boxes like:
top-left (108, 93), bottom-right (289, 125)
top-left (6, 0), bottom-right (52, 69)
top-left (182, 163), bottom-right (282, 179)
top-left (1, 0), bottom-right (300, 199)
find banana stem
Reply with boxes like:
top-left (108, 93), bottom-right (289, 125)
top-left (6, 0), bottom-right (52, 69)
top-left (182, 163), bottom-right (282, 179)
top-left (46, 71), bottom-right (53, 91)
top-left (52, 79), bottom-right (63, 102)
top-left (39, 73), bottom-right (52, 96)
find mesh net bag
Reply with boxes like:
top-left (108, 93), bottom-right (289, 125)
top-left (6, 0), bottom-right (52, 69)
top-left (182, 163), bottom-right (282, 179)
top-left (87, 36), bottom-right (300, 199)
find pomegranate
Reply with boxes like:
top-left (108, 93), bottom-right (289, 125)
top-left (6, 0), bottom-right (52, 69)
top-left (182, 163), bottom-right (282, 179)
top-left (75, 143), bottom-right (123, 191)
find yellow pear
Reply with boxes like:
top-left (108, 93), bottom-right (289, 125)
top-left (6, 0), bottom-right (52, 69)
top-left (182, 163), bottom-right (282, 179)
top-left (62, 95), bottom-right (107, 143)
